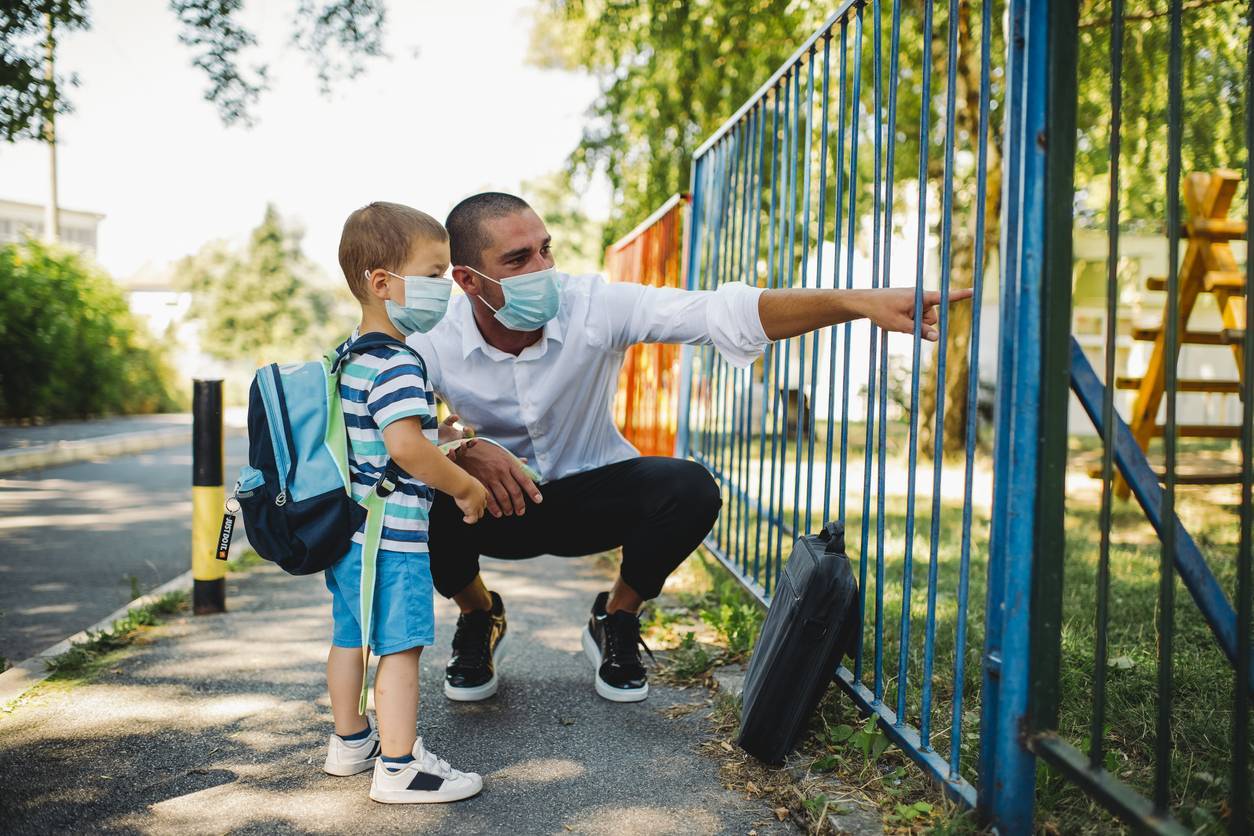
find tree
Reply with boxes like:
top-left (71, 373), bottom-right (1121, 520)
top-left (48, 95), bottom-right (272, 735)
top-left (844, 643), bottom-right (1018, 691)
top-left (529, 0), bottom-right (827, 249)
top-left (521, 169), bottom-right (605, 274)
top-left (178, 204), bottom-right (352, 366)
top-left (0, 0), bottom-right (388, 139)
top-left (0, 239), bottom-right (181, 419)
top-left (532, 0), bottom-right (1247, 456)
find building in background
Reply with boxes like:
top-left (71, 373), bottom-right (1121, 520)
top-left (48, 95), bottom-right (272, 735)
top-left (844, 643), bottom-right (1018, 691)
top-left (0, 199), bottom-right (105, 253)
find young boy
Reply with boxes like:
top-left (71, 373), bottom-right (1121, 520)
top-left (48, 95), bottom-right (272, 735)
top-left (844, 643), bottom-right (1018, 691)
top-left (321, 201), bottom-right (489, 803)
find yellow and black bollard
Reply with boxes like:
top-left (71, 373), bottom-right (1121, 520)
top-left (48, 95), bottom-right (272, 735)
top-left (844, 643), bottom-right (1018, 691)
top-left (192, 378), bottom-right (227, 615)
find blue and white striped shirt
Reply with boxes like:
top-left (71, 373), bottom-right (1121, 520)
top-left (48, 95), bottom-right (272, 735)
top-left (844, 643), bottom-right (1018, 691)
top-left (338, 338), bottom-right (439, 556)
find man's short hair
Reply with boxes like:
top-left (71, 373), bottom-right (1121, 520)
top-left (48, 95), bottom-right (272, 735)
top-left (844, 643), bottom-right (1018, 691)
top-left (338, 202), bottom-right (447, 302)
top-left (446, 192), bottom-right (533, 270)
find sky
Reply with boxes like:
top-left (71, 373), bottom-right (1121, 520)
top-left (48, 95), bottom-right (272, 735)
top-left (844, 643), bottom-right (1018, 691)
top-left (0, 0), bottom-right (607, 283)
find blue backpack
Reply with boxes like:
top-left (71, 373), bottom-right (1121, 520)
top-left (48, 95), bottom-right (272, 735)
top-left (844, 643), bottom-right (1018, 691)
top-left (234, 332), bottom-right (416, 576)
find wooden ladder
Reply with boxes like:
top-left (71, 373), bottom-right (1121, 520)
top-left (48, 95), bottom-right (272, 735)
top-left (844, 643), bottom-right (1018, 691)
top-left (1112, 169), bottom-right (1247, 496)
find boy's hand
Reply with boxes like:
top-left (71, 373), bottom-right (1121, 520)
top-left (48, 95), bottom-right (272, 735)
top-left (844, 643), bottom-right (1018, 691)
top-left (455, 476), bottom-right (489, 524)
top-left (860, 287), bottom-right (974, 342)
top-left (439, 413), bottom-right (470, 445)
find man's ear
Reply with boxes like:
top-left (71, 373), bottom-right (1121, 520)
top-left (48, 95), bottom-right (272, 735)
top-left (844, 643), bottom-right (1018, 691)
top-left (451, 266), bottom-right (480, 295)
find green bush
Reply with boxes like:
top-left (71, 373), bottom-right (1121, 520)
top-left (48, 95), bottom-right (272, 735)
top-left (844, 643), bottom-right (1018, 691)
top-left (0, 239), bottom-right (181, 420)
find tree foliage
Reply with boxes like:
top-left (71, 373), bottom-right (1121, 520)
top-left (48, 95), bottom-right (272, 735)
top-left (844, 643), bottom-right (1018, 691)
top-left (0, 0), bottom-right (88, 142)
top-left (530, 0), bottom-right (828, 249)
top-left (177, 204), bottom-right (352, 365)
top-left (0, 240), bottom-right (181, 419)
top-left (1, 0), bottom-right (387, 138)
top-left (533, 0), bottom-right (1248, 453)
top-left (1074, 0), bottom-right (1248, 230)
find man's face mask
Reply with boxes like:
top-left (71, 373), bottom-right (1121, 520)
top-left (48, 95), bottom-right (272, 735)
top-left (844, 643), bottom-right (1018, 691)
top-left (464, 264), bottom-right (561, 332)
top-left (371, 269), bottom-right (452, 336)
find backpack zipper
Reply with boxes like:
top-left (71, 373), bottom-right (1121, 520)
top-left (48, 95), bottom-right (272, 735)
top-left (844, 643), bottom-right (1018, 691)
top-left (256, 364), bottom-right (294, 506)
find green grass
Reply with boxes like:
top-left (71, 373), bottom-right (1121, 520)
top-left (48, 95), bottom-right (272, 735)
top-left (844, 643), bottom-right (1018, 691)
top-left (225, 549), bottom-right (267, 573)
top-left (683, 429), bottom-right (1247, 833)
top-left (43, 591), bottom-right (188, 682)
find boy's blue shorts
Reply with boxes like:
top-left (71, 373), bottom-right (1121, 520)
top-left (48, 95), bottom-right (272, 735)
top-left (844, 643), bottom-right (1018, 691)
top-left (324, 540), bottom-right (435, 656)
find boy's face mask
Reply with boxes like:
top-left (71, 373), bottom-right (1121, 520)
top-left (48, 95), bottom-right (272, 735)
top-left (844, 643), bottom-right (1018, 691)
top-left (370, 269), bottom-right (452, 336)
top-left (464, 264), bottom-right (561, 332)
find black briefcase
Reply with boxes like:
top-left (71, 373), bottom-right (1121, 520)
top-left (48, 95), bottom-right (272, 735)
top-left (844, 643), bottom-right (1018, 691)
top-left (736, 521), bottom-right (860, 764)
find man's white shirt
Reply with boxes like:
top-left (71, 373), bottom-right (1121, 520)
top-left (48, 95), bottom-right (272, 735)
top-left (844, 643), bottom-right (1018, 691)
top-left (409, 273), bottom-right (771, 483)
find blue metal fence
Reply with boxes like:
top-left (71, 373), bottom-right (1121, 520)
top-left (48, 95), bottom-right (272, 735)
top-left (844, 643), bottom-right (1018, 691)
top-left (677, 0), bottom-right (1061, 828)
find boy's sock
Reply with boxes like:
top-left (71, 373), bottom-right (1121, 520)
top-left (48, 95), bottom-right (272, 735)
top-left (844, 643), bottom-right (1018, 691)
top-left (381, 753), bottom-right (415, 773)
top-left (337, 725), bottom-right (372, 742)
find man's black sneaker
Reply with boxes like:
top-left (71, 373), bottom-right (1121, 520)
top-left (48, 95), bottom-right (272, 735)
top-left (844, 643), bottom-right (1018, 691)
top-left (582, 591), bottom-right (654, 702)
top-left (444, 591), bottom-right (506, 702)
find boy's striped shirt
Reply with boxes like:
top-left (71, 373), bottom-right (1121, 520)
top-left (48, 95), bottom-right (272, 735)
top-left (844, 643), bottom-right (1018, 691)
top-left (338, 337), bottom-right (439, 555)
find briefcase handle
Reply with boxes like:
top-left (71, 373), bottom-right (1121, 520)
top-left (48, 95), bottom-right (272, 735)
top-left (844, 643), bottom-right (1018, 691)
top-left (819, 520), bottom-right (846, 554)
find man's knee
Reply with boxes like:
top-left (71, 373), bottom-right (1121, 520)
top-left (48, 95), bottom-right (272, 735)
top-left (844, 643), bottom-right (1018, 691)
top-left (655, 459), bottom-right (722, 523)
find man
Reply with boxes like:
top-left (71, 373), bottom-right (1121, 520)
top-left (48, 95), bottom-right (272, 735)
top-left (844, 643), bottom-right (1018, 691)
top-left (410, 192), bottom-right (968, 704)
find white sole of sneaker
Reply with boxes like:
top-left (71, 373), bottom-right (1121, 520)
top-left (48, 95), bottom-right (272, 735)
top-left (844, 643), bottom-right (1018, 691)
top-left (324, 758), bottom-right (377, 777)
top-left (443, 633), bottom-right (506, 702)
top-left (323, 738), bottom-right (380, 776)
top-left (369, 777), bottom-right (483, 804)
top-left (581, 626), bottom-right (649, 703)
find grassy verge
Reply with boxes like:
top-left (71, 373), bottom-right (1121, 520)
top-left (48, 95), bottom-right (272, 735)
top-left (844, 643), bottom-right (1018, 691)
top-left (666, 434), bottom-right (1245, 833)
top-left (225, 549), bottom-right (266, 573)
top-left (42, 591), bottom-right (188, 682)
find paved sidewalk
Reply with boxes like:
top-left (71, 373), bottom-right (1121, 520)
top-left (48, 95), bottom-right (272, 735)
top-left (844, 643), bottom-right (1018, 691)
top-left (0, 555), bottom-right (795, 835)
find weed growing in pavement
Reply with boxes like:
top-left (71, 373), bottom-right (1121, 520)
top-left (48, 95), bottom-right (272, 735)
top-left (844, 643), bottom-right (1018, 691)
top-left (43, 591), bottom-right (188, 681)
top-left (126, 574), bottom-right (142, 600)
top-left (225, 549), bottom-right (266, 573)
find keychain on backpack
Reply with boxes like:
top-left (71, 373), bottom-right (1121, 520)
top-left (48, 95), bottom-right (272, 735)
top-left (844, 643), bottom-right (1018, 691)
top-left (216, 494), bottom-right (240, 561)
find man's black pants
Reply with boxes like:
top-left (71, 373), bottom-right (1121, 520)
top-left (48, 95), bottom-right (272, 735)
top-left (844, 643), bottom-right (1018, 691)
top-left (428, 457), bottom-right (722, 601)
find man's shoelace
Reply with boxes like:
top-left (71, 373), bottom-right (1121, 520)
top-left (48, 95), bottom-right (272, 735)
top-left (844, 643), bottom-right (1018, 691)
top-left (450, 612), bottom-right (492, 669)
top-left (603, 613), bottom-right (655, 667)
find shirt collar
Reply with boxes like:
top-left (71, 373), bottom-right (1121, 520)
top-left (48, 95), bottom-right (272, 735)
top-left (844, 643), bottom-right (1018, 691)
top-left (458, 292), bottom-right (566, 360)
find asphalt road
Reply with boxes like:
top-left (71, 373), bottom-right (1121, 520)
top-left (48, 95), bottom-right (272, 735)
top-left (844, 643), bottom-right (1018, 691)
top-left (0, 414), bottom-right (194, 451)
top-left (0, 437), bottom-right (249, 664)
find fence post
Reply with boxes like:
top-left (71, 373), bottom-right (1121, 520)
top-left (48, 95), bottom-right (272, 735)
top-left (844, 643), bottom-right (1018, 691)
top-left (192, 378), bottom-right (227, 615)
top-left (977, 0), bottom-right (1077, 829)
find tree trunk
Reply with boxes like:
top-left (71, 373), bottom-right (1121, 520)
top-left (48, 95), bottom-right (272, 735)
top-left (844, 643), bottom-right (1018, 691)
top-left (43, 12), bottom-right (59, 244)
top-left (919, 0), bottom-right (1002, 458)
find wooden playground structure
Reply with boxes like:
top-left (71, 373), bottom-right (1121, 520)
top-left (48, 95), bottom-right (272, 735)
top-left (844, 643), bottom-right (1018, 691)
top-left (1111, 169), bottom-right (1248, 494)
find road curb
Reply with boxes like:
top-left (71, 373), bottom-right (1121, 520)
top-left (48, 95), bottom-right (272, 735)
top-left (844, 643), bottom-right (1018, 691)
top-left (0, 427), bottom-right (192, 475)
top-left (0, 570), bottom-right (194, 707)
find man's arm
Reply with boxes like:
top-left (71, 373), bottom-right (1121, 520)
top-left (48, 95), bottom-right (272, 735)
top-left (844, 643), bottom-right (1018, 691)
top-left (758, 286), bottom-right (975, 343)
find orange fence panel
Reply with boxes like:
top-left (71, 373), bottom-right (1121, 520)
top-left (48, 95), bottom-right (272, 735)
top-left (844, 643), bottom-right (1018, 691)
top-left (604, 193), bottom-right (690, 457)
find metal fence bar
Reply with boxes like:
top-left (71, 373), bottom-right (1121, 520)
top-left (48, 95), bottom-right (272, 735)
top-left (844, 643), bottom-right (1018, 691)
top-left (897, 0), bottom-right (931, 727)
top-left (1156, 0), bottom-right (1184, 813)
top-left (854, 7), bottom-right (880, 685)
top-left (920, 0), bottom-right (961, 752)
top-left (837, 8), bottom-right (863, 533)
top-left (1090, 0), bottom-right (1124, 776)
top-left (950, 0), bottom-right (994, 781)
top-left (1235, 4), bottom-right (1254, 825)
top-left (874, 0), bottom-right (902, 709)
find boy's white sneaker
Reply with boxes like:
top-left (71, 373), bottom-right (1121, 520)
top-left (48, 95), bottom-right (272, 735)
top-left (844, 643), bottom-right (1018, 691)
top-left (369, 737), bottom-right (483, 804)
top-left (323, 715), bottom-right (380, 776)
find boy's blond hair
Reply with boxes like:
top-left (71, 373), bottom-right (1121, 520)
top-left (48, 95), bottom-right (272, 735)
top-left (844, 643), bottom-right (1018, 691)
top-left (338, 202), bottom-right (448, 302)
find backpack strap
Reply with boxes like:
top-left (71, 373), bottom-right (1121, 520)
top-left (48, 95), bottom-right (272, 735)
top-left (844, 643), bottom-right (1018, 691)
top-left (356, 467), bottom-right (399, 714)
top-left (332, 332), bottom-right (421, 712)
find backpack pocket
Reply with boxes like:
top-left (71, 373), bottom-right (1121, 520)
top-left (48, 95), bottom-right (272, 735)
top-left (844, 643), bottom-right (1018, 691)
top-left (238, 481), bottom-right (365, 575)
